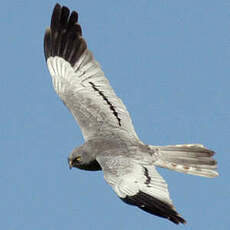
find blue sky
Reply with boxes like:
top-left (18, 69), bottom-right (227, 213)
top-left (1, 0), bottom-right (229, 229)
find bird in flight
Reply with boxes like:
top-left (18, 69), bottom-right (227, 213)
top-left (44, 3), bottom-right (218, 225)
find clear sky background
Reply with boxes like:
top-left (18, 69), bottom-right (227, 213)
top-left (1, 0), bottom-right (229, 229)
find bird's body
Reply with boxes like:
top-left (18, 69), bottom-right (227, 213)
top-left (44, 4), bottom-right (218, 225)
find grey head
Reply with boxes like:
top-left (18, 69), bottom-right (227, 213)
top-left (68, 145), bottom-right (102, 171)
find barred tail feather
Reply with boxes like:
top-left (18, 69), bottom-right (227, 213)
top-left (152, 144), bottom-right (219, 178)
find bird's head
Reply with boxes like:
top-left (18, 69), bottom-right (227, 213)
top-left (68, 146), bottom-right (88, 169)
top-left (68, 145), bottom-right (101, 171)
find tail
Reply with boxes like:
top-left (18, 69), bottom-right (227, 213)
top-left (151, 144), bottom-right (219, 178)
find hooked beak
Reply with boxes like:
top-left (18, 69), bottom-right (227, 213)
top-left (68, 159), bottom-right (73, 170)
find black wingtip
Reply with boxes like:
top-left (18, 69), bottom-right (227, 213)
top-left (121, 191), bottom-right (186, 225)
top-left (44, 3), bottom-right (87, 66)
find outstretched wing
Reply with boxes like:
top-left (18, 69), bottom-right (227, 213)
top-left (97, 155), bottom-right (186, 225)
top-left (44, 4), bottom-right (139, 141)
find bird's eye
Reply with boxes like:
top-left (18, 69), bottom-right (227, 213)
top-left (75, 156), bottom-right (81, 162)
top-left (71, 156), bottom-right (81, 165)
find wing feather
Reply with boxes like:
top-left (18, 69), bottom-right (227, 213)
top-left (44, 4), bottom-right (138, 141)
top-left (97, 155), bottom-right (186, 224)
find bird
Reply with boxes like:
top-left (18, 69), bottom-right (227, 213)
top-left (44, 3), bottom-right (218, 225)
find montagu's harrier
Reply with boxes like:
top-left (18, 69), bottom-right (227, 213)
top-left (44, 3), bottom-right (218, 224)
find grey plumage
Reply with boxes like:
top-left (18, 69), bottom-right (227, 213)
top-left (44, 4), bottom-right (218, 225)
